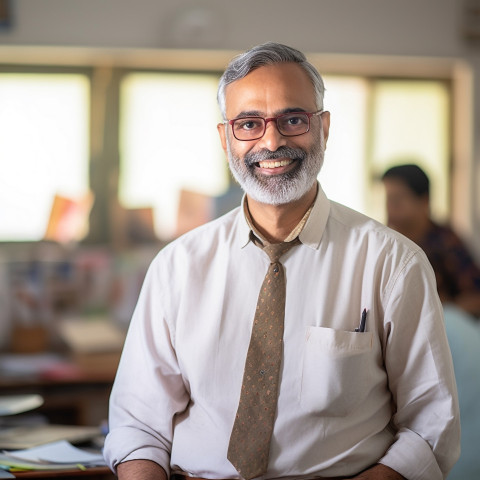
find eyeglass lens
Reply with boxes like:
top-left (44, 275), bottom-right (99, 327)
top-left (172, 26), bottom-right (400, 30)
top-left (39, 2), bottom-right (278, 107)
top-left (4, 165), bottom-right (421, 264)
top-left (232, 112), bottom-right (311, 140)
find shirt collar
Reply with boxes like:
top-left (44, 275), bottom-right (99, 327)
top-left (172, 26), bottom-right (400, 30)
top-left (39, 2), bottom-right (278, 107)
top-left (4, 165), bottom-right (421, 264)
top-left (298, 183), bottom-right (330, 249)
top-left (237, 181), bottom-right (330, 250)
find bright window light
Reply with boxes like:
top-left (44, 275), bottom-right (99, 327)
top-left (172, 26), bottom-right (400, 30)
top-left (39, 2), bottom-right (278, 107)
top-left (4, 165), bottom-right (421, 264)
top-left (320, 76), bottom-right (369, 214)
top-left (0, 74), bottom-right (90, 241)
top-left (119, 73), bottom-right (229, 239)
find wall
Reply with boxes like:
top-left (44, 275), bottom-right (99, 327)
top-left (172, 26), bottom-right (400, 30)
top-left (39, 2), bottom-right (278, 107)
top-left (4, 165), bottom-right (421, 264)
top-left (0, 0), bottom-right (479, 256)
top-left (0, 0), bottom-right (469, 56)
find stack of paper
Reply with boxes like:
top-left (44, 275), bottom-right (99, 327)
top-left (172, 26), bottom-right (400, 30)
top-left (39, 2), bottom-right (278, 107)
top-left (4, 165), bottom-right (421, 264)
top-left (0, 424), bottom-right (102, 449)
top-left (0, 440), bottom-right (106, 473)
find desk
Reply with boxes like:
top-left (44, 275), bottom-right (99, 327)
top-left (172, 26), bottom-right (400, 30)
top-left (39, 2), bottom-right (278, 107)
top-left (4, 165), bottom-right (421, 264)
top-left (13, 466), bottom-right (114, 479)
top-left (0, 355), bottom-right (117, 479)
top-left (0, 355), bottom-right (116, 480)
top-left (0, 355), bottom-right (116, 426)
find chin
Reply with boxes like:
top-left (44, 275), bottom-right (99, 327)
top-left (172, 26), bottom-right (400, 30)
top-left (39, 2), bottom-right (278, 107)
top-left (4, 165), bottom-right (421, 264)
top-left (247, 178), bottom-right (316, 206)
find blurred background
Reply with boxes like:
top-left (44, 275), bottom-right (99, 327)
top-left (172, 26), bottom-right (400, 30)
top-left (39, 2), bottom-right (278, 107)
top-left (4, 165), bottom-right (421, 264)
top-left (0, 0), bottom-right (479, 476)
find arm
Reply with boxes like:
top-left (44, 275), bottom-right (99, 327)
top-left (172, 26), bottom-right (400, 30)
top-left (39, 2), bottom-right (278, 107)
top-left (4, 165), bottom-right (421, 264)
top-left (117, 460), bottom-right (168, 480)
top-left (103, 259), bottom-right (190, 473)
top-left (376, 252), bottom-right (460, 479)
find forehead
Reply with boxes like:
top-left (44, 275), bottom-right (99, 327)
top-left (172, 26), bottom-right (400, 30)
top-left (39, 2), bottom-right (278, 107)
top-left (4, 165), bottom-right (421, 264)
top-left (384, 178), bottom-right (417, 198)
top-left (224, 62), bottom-right (316, 117)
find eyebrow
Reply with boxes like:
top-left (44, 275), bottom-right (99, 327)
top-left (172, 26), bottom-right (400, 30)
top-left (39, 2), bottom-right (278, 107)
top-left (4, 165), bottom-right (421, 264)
top-left (233, 107), bottom-right (309, 119)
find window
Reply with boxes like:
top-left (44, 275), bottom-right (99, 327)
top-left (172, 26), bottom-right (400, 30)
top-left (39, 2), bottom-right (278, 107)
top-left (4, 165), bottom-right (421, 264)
top-left (369, 80), bottom-right (450, 223)
top-left (319, 76), bottom-right (450, 224)
top-left (0, 73), bottom-right (90, 241)
top-left (0, 49), bottom-right (459, 245)
top-left (119, 72), bottom-right (228, 239)
top-left (118, 73), bottom-right (451, 237)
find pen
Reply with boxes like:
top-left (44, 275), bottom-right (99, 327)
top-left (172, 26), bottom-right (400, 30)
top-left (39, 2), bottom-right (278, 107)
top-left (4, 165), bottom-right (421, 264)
top-left (355, 308), bottom-right (367, 332)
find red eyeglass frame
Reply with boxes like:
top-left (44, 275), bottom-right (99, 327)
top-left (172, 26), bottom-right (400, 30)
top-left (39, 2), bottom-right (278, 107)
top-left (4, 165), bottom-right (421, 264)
top-left (226, 110), bottom-right (324, 141)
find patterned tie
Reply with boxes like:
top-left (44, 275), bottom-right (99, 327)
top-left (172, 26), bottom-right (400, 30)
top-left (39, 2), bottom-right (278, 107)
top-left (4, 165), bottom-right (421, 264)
top-left (228, 237), bottom-right (300, 480)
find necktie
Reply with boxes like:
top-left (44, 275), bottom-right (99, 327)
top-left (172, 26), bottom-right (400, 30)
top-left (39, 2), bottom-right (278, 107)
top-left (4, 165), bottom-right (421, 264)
top-left (228, 237), bottom-right (300, 480)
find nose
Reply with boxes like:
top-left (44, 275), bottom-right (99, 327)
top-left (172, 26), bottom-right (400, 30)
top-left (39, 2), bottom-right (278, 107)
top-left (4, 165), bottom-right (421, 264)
top-left (257, 118), bottom-right (287, 151)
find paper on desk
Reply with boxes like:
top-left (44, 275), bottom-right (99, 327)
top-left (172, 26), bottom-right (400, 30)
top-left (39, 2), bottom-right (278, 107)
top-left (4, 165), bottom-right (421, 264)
top-left (0, 424), bottom-right (102, 449)
top-left (0, 469), bottom-right (15, 478)
top-left (3, 440), bottom-right (105, 465)
top-left (0, 454), bottom-right (86, 471)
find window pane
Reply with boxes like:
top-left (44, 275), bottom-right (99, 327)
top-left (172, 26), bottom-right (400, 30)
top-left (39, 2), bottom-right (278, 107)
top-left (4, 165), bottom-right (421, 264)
top-left (119, 73), bottom-right (228, 239)
top-left (0, 74), bottom-right (90, 241)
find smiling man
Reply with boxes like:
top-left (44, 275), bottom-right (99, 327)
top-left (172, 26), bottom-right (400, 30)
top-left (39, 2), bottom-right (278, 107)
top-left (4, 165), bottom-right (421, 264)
top-left (104, 43), bottom-right (460, 480)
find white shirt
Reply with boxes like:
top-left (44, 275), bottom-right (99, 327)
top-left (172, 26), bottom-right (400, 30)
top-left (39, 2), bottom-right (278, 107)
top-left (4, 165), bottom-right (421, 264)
top-left (104, 185), bottom-right (460, 480)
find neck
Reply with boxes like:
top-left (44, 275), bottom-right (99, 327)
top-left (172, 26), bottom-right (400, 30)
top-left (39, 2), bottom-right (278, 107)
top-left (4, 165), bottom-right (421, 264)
top-left (392, 216), bottom-right (431, 244)
top-left (247, 183), bottom-right (317, 243)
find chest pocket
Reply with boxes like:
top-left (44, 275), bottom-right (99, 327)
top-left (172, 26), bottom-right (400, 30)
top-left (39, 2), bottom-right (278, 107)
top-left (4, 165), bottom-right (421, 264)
top-left (300, 326), bottom-right (374, 417)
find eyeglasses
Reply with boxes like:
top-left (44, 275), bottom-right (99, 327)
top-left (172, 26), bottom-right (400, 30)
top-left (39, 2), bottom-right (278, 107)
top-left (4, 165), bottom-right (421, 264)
top-left (226, 110), bottom-right (324, 141)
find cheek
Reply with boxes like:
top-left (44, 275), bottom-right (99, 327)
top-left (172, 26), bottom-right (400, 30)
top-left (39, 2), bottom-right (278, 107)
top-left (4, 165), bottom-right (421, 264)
top-left (300, 129), bottom-right (321, 153)
top-left (388, 199), bottom-right (415, 220)
top-left (227, 136), bottom-right (255, 160)
top-left (386, 197), bottom-right (405, 214)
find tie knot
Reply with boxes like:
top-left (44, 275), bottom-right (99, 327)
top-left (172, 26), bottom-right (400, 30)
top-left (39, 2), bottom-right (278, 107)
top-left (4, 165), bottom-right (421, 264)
top-left (263, 237), bottom-right (300, 263)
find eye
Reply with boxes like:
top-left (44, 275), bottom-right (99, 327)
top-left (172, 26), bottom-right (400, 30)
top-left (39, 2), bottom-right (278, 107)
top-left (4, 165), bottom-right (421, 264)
top-left (234, 118), bottom-right (263, 131)
top-left (285, 114), bottom-right (307, 126)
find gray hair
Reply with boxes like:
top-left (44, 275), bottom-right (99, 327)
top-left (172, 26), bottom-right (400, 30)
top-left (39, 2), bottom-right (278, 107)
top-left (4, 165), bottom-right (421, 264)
top-left (217, 42), bottom-right (325, 120)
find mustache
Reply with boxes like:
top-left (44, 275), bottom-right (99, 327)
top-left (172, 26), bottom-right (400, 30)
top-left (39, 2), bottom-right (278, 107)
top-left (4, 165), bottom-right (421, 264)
top-left (244, 146), bottom-right (307, 166)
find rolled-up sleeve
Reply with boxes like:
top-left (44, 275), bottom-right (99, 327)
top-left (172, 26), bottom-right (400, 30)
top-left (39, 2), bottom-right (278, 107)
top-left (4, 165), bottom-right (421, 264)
top-left (103, 258), bottom-right (189, 474)
top-left (378, 251), bottom-right (461, 479)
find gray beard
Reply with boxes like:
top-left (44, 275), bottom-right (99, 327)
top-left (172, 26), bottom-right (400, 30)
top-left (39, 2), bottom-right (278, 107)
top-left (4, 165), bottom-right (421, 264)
top-left (226, 132), bottom-right (325, 206)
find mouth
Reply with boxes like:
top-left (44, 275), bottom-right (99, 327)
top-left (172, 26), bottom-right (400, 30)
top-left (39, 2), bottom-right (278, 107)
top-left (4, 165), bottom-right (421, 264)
top-left (243, 147), bottom-right (306, 175)
top-left (257, 158), bottom-right (295, 169)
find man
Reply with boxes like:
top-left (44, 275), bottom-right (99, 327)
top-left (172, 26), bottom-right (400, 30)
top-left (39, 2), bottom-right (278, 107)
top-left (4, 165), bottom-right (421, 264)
top-left (382, 163), bottom-right (480, 318)
top-left (104, 43), bottom-right (460, 480)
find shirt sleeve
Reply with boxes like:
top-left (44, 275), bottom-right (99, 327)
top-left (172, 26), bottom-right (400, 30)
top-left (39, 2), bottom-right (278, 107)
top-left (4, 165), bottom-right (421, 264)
top-left (103, 257), bottom-right (190, 474)
top-left (377, 250), bottom-right (461, 480)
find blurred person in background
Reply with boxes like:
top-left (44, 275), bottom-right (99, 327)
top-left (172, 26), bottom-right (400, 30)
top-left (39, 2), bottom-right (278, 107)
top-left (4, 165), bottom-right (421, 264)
top-left (382, 163), bottom-right (480, 318)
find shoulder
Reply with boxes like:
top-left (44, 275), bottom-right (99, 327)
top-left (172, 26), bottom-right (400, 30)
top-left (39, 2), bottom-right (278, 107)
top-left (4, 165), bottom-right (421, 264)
top-left (427, 221), bottom-right (456, 238)
top-left (152, 206), bottom-right (242, 266)
top-left (328, 200), bottom-right (422, 253)
top-left (326, 201), bottom-right (433, 282)
top-left (424, 222), bottom-right (477, 261)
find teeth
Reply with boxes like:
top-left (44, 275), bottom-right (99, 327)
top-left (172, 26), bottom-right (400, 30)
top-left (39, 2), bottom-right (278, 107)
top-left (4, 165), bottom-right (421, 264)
top-left (258, 159), bottom-right (293, 169)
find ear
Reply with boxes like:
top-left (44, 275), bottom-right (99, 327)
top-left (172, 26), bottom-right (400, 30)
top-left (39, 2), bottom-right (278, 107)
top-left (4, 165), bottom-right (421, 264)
top-left (321, 111), bottom-right (330, 146)
top-left (217, 123), bottom-right (228, 156)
